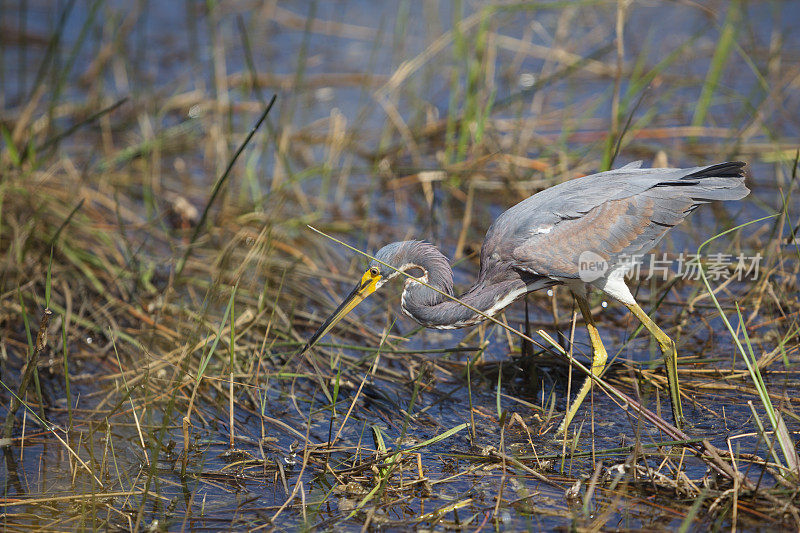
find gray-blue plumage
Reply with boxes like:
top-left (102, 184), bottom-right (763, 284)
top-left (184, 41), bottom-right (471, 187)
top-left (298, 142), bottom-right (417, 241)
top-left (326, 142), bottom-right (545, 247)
top-left (370, 161), bottom-right (748, 328)
top-left (303, 161), bottom-right (748, 433)
top-left (485, 161), bottom-right (748, 280)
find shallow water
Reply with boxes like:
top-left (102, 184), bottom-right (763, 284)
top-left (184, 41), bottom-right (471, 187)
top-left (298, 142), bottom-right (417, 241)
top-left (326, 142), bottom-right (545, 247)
top-left (2, 0), bottom-right (799, 530)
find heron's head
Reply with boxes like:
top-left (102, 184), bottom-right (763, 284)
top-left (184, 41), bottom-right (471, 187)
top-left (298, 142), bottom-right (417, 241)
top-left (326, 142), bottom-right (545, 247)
top-left (299, 241), bottom-right (433, 354)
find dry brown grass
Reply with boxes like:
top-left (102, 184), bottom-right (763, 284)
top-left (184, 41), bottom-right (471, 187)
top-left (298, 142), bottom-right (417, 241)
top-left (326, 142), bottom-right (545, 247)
top-left (1, 1), bottom-right (799, 530)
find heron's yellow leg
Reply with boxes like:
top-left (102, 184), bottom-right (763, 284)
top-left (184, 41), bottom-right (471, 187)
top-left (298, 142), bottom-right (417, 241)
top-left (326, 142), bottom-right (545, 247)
top-left (556, 295), bottom-right (608, 435)
top-left (625, 301), bottom-right (685, 430)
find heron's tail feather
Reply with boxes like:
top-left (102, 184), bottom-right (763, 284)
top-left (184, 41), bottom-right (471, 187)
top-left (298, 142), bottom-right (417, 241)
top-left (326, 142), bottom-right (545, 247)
top-left (654, 161), bottom-right (749, 202)
top-left (682, 161), bottom-right (749, 201)
top-left (685, 161), bottom-right (746, 179)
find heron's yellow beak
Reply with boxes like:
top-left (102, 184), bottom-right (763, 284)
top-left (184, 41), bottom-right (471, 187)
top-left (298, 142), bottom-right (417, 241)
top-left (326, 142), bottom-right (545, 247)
top-left (299, 269), bottom-right (382, 354)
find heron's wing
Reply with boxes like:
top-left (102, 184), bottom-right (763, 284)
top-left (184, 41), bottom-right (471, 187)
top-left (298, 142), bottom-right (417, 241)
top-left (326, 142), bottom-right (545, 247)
top-left (507, 194), bottom-right (674, 278)
top-left (482, 162), bottom-right (748, 279)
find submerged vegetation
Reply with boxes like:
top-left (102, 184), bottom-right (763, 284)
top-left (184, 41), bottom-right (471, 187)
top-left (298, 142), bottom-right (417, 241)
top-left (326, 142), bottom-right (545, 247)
top-left (1, 0), bottom-right (799, 530)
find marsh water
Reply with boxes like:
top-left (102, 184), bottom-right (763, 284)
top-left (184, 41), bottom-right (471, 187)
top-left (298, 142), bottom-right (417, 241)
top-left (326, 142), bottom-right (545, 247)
top-left (2, 1), bottom-right (800, 530)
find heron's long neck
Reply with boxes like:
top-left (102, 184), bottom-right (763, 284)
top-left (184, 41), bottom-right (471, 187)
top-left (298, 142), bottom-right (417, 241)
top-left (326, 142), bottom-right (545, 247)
top-left (400, 246), bottom-right (528, 329)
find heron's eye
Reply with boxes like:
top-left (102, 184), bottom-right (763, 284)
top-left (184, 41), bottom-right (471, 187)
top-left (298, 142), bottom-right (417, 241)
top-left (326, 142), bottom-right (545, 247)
top-left (369, 267), bottom-right (380, 277)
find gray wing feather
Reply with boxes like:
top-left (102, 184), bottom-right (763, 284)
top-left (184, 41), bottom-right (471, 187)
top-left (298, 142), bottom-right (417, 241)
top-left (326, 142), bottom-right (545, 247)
top-left (481, 162), bottom-right (748, 279)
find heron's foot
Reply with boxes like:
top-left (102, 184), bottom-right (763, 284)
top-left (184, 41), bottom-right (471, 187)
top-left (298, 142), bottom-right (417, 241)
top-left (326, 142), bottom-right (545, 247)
top-left (558, 293), bottom-right (610, 436)
top-left (555, 357), bottom-right (607, 437)
top-left (657, 338), bottom-right (685, 431)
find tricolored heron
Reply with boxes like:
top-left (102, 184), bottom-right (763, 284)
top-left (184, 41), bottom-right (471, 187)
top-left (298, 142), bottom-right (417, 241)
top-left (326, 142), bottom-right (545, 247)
top-left (301, 161), bottom-right (748, 434)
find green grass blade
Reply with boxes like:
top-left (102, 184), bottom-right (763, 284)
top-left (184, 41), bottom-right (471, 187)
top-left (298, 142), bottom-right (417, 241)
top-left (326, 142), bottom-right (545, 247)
top-left (197, 285), bottom-right (237, 382)
top-left (692, 0), bottom-right (739, 127)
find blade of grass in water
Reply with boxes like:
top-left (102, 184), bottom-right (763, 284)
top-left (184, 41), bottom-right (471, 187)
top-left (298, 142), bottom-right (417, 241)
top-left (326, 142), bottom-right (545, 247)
top-left (0, 378), bottom-right (102, 486)
top-left (691, 0), bottom-right (739, 128)
top-left (346, 422), bottom-right (470, 520)
top-left (229, 290), bottom-right (236, 448)
top-left (176, 96), bottom-right (276, 278)
top-left (678, 488), bottom-right (709, 533)
top-left (62, 318), bottom-right (72, 434)
top-left (2, 290), bottom-right (47, 434)
top-left (697, 213), bottom-right (799, 477)
top-left (496, 362), bottom-right (503, 419)
top-left (110, 334), bottom-right (149, 465)
top-left (197, 285), bottom-right (237, 381)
